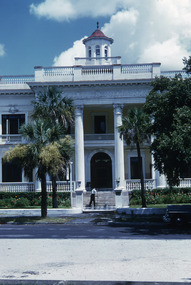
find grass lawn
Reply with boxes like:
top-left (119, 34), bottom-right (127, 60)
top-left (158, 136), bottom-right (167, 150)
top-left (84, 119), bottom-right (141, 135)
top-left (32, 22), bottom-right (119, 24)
top-left (0, 216), bottom-right (75, 224)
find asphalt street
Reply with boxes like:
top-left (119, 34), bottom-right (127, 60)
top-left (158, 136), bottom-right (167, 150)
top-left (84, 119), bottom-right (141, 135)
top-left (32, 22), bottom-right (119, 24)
top-left (0, 221), bottom-right (191, 239)
top-left (0, 214), bottom-right (191, 283)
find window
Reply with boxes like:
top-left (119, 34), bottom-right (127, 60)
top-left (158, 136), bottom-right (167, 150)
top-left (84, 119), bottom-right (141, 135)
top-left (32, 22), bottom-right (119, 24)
top-left (96, 45), bottom-right (100, 57)
top-left (104, 46), bottom-right (108, 58)
top-left (88, 47), bottom-right (91, 58)
top-left (130, 157), bottom-right (142, 179)
top-left (94, 116), bottom-right (106, 134)
top-left (2, 160), bottom-right (22, 182)
top-left (2, 114), bottom-right (25, 134)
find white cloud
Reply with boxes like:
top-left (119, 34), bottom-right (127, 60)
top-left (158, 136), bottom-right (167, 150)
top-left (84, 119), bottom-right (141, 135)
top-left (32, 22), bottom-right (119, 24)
top-left (33, 0), bottom-right (191, 70)
top-left (102, 0), bottom-right (191, 70)
top-left (30, 0), bottom-right (128, 21)
top-left (53, 38), bottom-right (85, 66)
top-left (0, 44), bottom-right (5, 57)
top-left (138, 38), bottom-right (188, 71)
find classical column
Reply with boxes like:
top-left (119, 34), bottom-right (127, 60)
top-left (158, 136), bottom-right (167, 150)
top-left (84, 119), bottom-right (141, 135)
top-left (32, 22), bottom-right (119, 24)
top-left (113, 104), bottom-right (125, 189)
top-left (75, 105), bottom-right (85, 190)
top-left (151, 136), bottom-right (167, 189)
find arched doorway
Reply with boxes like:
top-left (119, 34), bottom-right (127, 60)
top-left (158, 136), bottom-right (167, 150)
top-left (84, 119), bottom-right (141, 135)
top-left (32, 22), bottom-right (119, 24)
top-left (91, 152), bottom-right (112, 189)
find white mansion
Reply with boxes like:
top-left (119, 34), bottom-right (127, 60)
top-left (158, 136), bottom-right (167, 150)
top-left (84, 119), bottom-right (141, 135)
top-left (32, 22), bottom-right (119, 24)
top-left (0, 24), bottom-right (189, 208)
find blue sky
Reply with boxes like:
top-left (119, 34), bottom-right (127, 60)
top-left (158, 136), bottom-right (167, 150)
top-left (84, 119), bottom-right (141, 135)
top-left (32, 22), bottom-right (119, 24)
top-left (0, 0), bottom-right (191, 76)
top-left (0, 0), bottom-right (108, 75)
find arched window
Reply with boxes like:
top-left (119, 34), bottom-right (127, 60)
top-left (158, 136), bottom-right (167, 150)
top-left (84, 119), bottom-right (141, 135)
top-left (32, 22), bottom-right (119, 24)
top-left (104, 46), bottom-right (108, 59)
top-left (88, 47), bottom-right (91, 58)
top-left (96, 45), bottom-right (100, 57)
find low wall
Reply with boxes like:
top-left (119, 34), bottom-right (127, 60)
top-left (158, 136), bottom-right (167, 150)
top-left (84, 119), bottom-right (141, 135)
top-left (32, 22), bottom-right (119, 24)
top-left (117, 207), bottom-right (166, 216)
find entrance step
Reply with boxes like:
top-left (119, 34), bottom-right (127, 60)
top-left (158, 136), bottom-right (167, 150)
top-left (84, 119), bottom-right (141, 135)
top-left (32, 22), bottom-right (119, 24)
top-left (83, 190), bottom-right (115, 208)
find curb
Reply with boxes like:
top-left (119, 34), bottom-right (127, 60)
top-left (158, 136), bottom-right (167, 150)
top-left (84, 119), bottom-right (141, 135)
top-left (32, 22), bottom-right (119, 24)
top-left (116, 208), bottom-right (166, 216)
top-left (0, 208), bottom-right (82, 217)
top-left (0, 280), bottom-right (190, 285)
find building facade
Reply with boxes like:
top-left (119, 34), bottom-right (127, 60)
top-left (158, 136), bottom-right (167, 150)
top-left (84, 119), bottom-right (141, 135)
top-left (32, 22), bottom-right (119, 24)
top-left (0, 24), bottom-right (188, 207)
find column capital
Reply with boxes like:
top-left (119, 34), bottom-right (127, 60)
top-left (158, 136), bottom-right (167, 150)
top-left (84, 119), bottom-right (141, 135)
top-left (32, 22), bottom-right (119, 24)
top-left (75, 105), bottom-right (84, 116)
top-left (113, 104), bottom-right (124, 114)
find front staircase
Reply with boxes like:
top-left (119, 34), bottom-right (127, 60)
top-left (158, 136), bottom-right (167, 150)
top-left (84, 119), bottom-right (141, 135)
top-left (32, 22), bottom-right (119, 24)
top-left (83, 189), bottom-right (115, 210)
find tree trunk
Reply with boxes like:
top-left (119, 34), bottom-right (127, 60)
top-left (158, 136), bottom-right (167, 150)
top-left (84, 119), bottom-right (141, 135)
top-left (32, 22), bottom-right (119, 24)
top-left (52, 176), bottom-right (58, 208)
top-left (136, 141), bottom-right (147, 208)
top-left (41, 172), bottom-right (47, 218)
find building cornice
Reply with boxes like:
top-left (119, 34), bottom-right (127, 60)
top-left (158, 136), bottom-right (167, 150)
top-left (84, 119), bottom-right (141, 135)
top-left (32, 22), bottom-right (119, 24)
top-left (28, 78), bottom-right (154, 90)
top-left (0, 89), bottom-right (34, 96)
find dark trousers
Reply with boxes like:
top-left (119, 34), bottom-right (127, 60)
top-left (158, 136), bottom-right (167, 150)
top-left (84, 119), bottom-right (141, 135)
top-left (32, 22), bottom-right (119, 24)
top-left (89, 194), bottom-right (95, 207)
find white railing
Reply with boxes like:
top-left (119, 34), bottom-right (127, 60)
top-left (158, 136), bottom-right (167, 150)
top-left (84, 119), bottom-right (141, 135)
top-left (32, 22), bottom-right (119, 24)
top-left (0, 134), bottom-right (25, 144)
top-left (44, 66), bottom-right (74, 77)
top-left (46, 181), bottom-right (75, 192)
top-left (84, 134), bottom-right (114, 141)
top-left (0, 182), bottom-right (35, 192)
top-left (0, 75), bottom-right (34, 84)
top-left (81, 66), bottom-right (113, 76)
top-left (75, 56), bottom-right (121, 66)
top-left (179, 178), bottom-right (191, 188)
top-left (0, 181), bottom-right (75, 192)
top-left (126, 179), bottom-right (155, 191)
top-left (161, 70), bottom-right (190, 79)
top-left (122, 64), bottom-right (153, 74)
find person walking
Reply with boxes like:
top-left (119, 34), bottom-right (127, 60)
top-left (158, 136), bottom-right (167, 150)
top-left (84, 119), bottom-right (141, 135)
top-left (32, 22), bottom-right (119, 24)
top-left (89, 188), bottom-right (97, 207)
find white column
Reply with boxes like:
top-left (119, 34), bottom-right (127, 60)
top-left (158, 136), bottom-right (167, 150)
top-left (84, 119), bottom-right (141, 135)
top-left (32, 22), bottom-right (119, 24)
top-left (113, 104), bottom-right (125, 189)
top-left (155, 170), bottom-right (167, 188)
top-left (75, 105), bottom-right (85, 190)
top-left (151, 136), bottom-right (167, 189)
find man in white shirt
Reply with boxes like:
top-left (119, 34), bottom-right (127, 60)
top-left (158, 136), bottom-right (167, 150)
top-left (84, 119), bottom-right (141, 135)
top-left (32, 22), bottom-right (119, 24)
top-left (89, 188), bottom-right (97, 207)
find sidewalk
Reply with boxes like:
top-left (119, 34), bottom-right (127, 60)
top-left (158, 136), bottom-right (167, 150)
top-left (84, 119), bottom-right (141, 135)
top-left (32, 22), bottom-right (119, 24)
top-left (0, 207), bottom-right (166, 217)
top-left (0, 208), bottom-right (82, 217)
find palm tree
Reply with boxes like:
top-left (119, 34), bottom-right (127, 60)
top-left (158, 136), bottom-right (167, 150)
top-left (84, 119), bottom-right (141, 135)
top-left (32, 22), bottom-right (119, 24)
top-left (40, 136), bottom-right (74, 208)
top-left (118, 107), bottom-right (150, 208)
top-left (32, 87), bottom-right (74, 208)
top-left (3, 119), bottom-right (63, 217)
top-left (32, 86), bottom-right (74, 133)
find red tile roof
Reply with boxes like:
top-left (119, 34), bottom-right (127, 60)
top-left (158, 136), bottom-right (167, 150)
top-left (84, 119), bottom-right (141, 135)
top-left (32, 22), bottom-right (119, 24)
top-left (83, 22), bottom-right (113, 44)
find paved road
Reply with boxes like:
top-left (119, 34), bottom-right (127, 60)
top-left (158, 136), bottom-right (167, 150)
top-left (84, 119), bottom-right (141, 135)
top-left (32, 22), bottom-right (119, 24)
top-left (0, 221), bottom-right (191, 239)
top-left (0, 219), bottom-right (191, 282)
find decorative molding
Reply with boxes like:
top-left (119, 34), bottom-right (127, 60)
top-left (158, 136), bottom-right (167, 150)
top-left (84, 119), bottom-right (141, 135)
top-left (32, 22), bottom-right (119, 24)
top-left (8, 105), bottom-right (19, 113)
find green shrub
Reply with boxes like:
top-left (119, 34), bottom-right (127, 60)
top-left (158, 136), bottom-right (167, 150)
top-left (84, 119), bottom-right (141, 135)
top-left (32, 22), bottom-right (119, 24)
top-left (15, 197), bottom-right (30, 208)
top-left (129, 187), bottom-right (191, 206)
top-left (0, 192), bottom-right (71, 208)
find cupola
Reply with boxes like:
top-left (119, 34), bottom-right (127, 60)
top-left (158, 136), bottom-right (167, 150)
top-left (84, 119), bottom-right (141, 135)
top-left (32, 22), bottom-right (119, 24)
top-left (83, 22), bottom-right (113, 61)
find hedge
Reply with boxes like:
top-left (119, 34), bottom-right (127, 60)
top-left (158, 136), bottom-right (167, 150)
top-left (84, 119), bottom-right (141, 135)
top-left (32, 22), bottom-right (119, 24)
top-left (0, 192), bottom-right (70, 208)
top-left (129, 187), bottom-right (191, 205)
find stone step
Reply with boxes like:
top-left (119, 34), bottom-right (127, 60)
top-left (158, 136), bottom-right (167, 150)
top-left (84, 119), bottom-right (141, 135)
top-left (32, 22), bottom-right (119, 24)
top-left (83, 190), bottom-right (115, 207)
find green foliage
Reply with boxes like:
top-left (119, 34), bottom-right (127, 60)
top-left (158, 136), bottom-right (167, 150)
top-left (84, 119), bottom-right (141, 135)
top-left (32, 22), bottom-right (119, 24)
top-left (183, 56), bottom-right (191, 74)
top-left (0, 192), bottom-right (70, 208)
top-left (3, 87), bottom-right (74, 216)
top-left (129, 188), bottom-right (191, 206)
top-left (32, 86), bottom-right (74, 133)
top-left (118, 107), bottom-right (150, 145)
top-left (118, 107), bottom-right (150, 208)
top-left (40, 136), bottom-right (73, 177)
top-left (145, 76), bottom-right (191, 187)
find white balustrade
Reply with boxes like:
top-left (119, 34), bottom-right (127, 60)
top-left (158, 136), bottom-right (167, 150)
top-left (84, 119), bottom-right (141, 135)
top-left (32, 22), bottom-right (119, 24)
top-left (84, 134), bottom-right (114, 141)
top-left (81, 66), bottom-right (113, 76)
top-left (122, 64), bottom-right (153, 74)
top-left (44, 66), bottom-right (74, 77)
top-left (0, 134), bottom-right (25, 144)
top-left (0, 182), bottom-right (35, 192)
top-left (179, 178), bottom-right (191, 188)
top-left (161, 70), bottom-right (191, 79)
top-left (0, 181), bottom-right (75, 192)
top-left (46, 181), bottom-right (75, 192)
top-left (0, 75), bottom-right (34, 84)
top-left (126, 179), bottom-right (155, 191)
